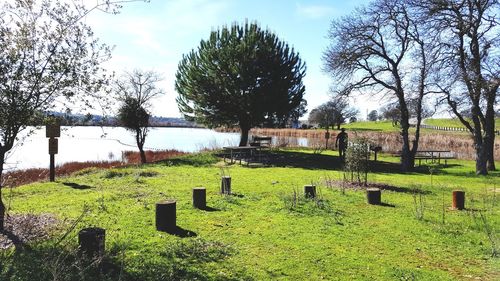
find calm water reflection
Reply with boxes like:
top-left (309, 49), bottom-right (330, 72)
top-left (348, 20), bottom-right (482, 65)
top-left (4, 126), bottom-right (241, 170)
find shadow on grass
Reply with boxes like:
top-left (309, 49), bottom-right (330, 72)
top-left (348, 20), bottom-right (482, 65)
top-left (228, 193), bottom-right (245, 198)
top-left (259, 150), bottom-right (408, 173)
top-left (199, 206), bottom-right (220, 212)
top-left (61, 182), bottom-right (94, 190)
top-left (161, 226), bottom-right (197, 238)
top-left (0, 238), bottom-right (251, 281)
top-left (0, 229), bottom-right (30, 250)
top-left (372, 202), bottom-right (396, 208)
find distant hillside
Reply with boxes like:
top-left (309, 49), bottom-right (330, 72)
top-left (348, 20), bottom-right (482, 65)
top-left (45, 112), bottom-right (201, 127)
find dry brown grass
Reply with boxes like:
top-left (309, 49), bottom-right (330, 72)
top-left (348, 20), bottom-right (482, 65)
top-left (250, 128), bottom-right (500, 160)
top-left (122, 149), bottom-right (187, 163)
top-left (3, 149), bottom-right (188, 187)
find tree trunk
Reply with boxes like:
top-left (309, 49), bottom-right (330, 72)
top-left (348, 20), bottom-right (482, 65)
top-left (136, 129), bottom-right (147, 164)
top-left (0, 152), bottom-right (5, 231)
top-left (399, 106), bottom-right (415, 172)
top-left (486, 145), bottom-right (496, 171)
top-left (485, 134), bottom-right (496, 171)
top-left (485, 92), bottom-right (496, 171)
top-left (475, 142), bottom-right (488, 175)
top-left (139, 147), bottom-right (146, 164)
top-left (239, 126), bottom-right (250, 147)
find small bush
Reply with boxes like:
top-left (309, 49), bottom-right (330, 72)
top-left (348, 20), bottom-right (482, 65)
top-left (164, 152), bottom-right (219, 167)
top-left (281, 187), bottom-right (342, 224)
top-left (101, 170), bottom-right (130, 179)
top-left (344, 138), bottom-right (370, 185)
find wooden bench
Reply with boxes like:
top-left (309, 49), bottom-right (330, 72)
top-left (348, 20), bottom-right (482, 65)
top-left (249, 136), bottom-right (272, 147)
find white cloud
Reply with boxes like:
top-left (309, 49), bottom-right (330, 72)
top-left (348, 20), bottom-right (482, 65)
top-left (295, 3), bottom-right (335, 19)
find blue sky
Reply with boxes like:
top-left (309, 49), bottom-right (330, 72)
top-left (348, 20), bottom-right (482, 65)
top-left (87, 0), bottom-right (376, 119)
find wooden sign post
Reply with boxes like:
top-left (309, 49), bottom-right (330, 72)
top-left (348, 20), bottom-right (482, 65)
top-left (46, 125), bottom-right (60, 182)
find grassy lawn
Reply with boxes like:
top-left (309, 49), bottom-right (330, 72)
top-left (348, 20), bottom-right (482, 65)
top-left (425, 118), bottom-right (500, 129)
top-left (343, 121), bottom-right (399, 132)
top-left (1, 151), bottom-right (499, 280)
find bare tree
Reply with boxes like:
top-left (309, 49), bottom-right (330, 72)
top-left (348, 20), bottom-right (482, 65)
top-left (0, 0), bottom-right (146, 231)
top-left (115, 70), bottom-right (164, 164)
top-left (411, 0), bottom-right (499, 174)
top-left (324, 0), bottom-right (434, 172)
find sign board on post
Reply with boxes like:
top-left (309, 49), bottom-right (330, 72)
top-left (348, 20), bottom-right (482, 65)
top-left (48, 138), bottom-right (58, 155)
top-left (46, 125), bottom-right (61, 138)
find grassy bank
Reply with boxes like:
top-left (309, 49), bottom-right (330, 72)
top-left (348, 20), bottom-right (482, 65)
top-left (0, 151), bottom-right (499, 280)
top-left (426, 118), bottom-right (500, 129)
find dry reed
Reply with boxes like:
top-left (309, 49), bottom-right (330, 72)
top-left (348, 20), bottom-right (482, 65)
top-left (250, 128), bottom-right (500, 160)
top-left (3, 149), bottom-right (187, 187)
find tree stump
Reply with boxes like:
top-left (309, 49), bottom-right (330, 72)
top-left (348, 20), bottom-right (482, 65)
top-left (221, 176), bottom-right (231, 195)
top-left (452, 190), bottom-right (465, 210)
top-left (366, 188), bottom-right (381, 205)
top-left (193, 187), bottom-right (206, 209)
top-left (304, 185), bottom-right (316, 199)
top-left (156, 200), bottom-right (176, 231)
top-left (78, 227), bottom-right (105, 259)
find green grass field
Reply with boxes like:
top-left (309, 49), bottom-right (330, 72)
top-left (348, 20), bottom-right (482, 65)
top-left (342, 118), bottom-right (500, 133)
top-left (425, 118), bottom-right (500, 129)
top-left (343, 121), bottom-right (400, 132)
top-left (1, 151), bottom-right (499, 280)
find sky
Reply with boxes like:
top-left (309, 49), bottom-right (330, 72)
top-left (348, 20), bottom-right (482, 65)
top-left (85, 0), bottom-right (378, 119)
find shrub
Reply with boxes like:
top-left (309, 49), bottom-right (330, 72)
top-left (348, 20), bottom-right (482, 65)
top-left (344, 138), bottom-right (370, 185)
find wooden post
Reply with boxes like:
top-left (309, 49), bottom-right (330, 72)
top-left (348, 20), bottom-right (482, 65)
top-left (367, 188), bottom-right (381, 205)
top-left (221, 176), bottom-right (231, 195)
top-left (46, 125), bottom-right (60, 182)
top-left (49, 154), bottom-right (55, 182)
top-left (156, 200), bottom-right (176, 231)
top-left (193, 187), bottom-right (206, 209)
top-left (78, 227), bottom-right (105, 259)
top-left (304, 185), bottom-right (316, 199)
top-left (452, 190), bottom-right (465, 210)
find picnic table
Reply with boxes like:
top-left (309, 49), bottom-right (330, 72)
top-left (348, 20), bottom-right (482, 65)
top-left (222, 146), bottom-right (260, 164)
top-left (415, 150), bottom-right (455, 165)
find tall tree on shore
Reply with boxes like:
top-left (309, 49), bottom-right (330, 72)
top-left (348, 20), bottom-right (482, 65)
top-left (116, 70), bottom-right (164, 164)
top-left (410, 0), bottom-right (499, 174)
top-left (324, 0), bottom-right (433, 172)
top-left (175, 22), bottom-right (307, 146)
top-left (0, 0), bottom-right (145, 231)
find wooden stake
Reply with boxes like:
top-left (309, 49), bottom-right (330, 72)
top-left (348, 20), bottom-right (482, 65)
top-left (304, 185), bottom-right (316, 199)
top-left (193, 187), bottom-right (206, 209)
top-left (367, 188), bottom-right (381, 205)
top-left (78, 227), bottom-right (105, 259)
top-left (452, 190), bottom-right (465, 210)
top-left (221, 176), bottom-right (231, 195)
top-left (156, 200), bottom-right (176, 231)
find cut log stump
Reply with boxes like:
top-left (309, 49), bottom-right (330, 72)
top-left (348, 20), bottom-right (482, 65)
top-left (78, 227), bottom-right (105, 259)
top-left (304, 185), bottom-right (316, 199)
top-left (221, 176), bottom-right (231, 195)
top-left (193, 187), bottom-right (206, 209)
top-left (452, 190), bottom-right (465, 210)
top-left (367, 188), bottom-right (381, 205)
top-left (156, 200), bottom-right (176, 231)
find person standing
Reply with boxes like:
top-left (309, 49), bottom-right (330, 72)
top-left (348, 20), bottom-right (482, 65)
top-left (335, 128), bottom-right (348, 159)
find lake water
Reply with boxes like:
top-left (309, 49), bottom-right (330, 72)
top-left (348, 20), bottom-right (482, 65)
top-left (4, 126), bottom-right (242, 171)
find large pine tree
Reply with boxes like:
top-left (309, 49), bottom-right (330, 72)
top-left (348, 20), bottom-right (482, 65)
top-left (175, 22), bottom-right (306, 146)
